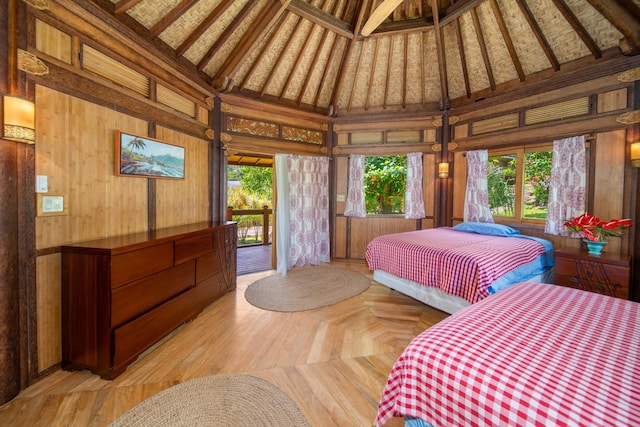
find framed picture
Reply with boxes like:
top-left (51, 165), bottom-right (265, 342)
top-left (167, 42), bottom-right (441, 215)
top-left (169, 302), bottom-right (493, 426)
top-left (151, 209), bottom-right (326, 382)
top-left (115, 131), bottom-right (185, 179)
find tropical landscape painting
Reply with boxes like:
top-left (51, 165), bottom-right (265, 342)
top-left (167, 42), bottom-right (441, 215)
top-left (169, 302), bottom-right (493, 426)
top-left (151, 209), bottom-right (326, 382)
top-left (116, 131), bottom-right (185, 179)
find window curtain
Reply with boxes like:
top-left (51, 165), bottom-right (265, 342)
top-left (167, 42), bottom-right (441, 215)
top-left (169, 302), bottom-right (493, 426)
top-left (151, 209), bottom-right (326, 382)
top-left (464, 149), bottom-right (494, 223)
top-left (544, 135), bottom-right (586, 236)
top-left (275, 153), bottom-right (330, 274)
top-left (405, 152), bottom-right (425, 219)
top-left (344, 154), bottom-right (366, 218)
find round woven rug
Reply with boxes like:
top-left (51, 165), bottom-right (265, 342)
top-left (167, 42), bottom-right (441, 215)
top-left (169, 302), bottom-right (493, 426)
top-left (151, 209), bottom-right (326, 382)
top-left (108, 374), bottom-right (310, 427)
top-left (245, 264), bottom-right (370, 312)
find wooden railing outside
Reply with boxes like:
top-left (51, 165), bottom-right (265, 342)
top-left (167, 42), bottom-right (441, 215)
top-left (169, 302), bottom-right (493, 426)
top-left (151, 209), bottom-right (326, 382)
top-left (226, 206), bottom-right (272, 246)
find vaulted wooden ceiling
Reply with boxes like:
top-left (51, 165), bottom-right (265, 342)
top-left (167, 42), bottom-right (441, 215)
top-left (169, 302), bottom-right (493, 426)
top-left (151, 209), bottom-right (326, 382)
top-left (102, 0), bottom-right (639, 117)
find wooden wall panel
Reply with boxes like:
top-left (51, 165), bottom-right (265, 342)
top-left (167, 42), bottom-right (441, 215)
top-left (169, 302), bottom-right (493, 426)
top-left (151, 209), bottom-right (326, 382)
top-left (423, 154), bottom-right (435, 217)
top-left (35, 85), bottom-right (149, 249)
top-left (155, 127), bottom-right (210, 229)
top-left (349, 217), bottom-right (418, 259)
top-left (334, 216), bottom-right (347, 258)
top-left (593, 129), bottom-right (626, 253)
top-left (335, 156), bottom-right (348, 215)
top-left (452, 151), bottom-right (467, 221)
top-left (36, 254), bottom-right (60, 372)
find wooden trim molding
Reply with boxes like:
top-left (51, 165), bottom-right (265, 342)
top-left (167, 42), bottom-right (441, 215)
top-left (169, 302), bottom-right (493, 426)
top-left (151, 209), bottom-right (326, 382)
top-left (617, 110), bottom-right (640, 125)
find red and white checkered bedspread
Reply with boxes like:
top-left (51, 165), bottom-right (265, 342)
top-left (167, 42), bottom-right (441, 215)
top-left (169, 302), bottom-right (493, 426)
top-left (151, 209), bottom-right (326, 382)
top-left (375, 282), bottom-right (640, 427)
top-left (365, 228), bottom-right (546, 303)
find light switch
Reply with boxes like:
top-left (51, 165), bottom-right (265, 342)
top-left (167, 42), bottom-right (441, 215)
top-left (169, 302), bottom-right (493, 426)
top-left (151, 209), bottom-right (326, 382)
top-left (337, 194), bottom-right (346, 202)
top-left (36, 175), bottom-right (48, 193)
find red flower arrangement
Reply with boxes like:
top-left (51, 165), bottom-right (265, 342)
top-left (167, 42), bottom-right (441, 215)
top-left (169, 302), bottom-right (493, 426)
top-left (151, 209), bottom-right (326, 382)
top-left (564, 213), bottom-right (632, 242)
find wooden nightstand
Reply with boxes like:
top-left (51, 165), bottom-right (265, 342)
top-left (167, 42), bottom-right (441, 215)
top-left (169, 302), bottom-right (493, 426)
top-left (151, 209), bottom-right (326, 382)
top-left (554, 248), bottom-right (631, 300)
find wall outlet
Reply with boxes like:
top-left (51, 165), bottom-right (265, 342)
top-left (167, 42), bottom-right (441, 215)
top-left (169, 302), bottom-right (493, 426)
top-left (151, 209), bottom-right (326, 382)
top-left (36, 175), bottom-right (48, 193)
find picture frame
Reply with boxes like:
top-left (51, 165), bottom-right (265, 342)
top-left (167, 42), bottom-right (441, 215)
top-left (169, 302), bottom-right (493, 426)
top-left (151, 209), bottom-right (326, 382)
top-left (115, 131), bottom-right (185, 179)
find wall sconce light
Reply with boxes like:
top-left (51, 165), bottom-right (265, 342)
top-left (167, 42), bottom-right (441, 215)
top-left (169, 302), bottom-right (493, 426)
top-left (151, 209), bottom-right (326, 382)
top-left (631, 142), bottom-right (640, 168)
top-left (2, 95), bottom-right (35, 144)
top-left (438, 162), bottom-right (449, 179)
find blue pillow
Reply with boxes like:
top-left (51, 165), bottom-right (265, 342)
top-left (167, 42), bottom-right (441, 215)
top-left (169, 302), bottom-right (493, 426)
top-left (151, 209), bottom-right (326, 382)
top-left (452, 222), bottom-right (521, 236)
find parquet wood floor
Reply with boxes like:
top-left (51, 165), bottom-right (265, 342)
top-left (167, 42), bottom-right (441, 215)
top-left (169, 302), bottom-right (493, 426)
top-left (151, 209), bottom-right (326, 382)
top-left (0, 261), bottom-right (449, 426)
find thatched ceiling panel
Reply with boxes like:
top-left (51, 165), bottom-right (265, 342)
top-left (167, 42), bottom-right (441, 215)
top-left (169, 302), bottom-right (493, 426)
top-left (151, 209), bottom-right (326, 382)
top-left (457, 12), bottom-right (490, 96)
top-left (442, 20), bottom-right (466, 101)
top-left (119, 0), bottom-right (182, 29)
top-left (95, 0), bottom-right (638, 116)
top-left (263, 19), bottom-right (316, 98)
top-left (476, 2), bottom-right (518, 86)
top-left (422, 30), bottom-right (441, 104)
top-left (247, 13), bottom-right (300, 93)
top-left (528, 0), bottom-right (590, 63)
top-left (386, 35), bottom-right (407, 107)
top-left (315, 36), bottom-right (348, 109)
top-left (202, 0), bottom-right (269, 76)
top-left (280, 24), bottom-right (325, 101)
top-left (405, 33), bottom-right (424, 106)
top-left (565, 0), bottom-right (621, 49)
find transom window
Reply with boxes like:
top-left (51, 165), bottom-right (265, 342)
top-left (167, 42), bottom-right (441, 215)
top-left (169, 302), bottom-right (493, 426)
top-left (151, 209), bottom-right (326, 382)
top-left (487, 147), bottom-right (552, 222)
top-left (364, 155), bottom-right (407, 215)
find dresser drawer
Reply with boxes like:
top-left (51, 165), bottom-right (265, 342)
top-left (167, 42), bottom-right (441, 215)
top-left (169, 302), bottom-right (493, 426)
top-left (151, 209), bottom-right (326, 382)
top-left (111, 260), bottom-right (196, 327)
top-left (112, 287), bottom-right (198, 376)
top-left (175, 233), bottom-right (213, 264)
top-left (111, 243), bottom-right (174, 288)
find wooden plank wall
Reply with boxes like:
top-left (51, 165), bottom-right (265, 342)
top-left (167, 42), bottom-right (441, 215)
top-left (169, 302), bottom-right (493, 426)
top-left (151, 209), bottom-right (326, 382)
top-left (34, 87), bottom-right (211, 372)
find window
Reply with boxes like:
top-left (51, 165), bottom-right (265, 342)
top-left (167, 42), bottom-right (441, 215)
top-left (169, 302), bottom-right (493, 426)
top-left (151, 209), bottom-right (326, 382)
top-left (364, 155), bottom-right (407, 214)
top-left (488, 147), bottom-right (552, 222)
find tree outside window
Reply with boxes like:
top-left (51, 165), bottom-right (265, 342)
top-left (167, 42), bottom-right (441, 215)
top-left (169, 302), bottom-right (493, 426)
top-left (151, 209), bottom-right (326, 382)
top-left (488, 148), bottom-right (552, 222)
top-left (364, 155), bottom-right (407, 214)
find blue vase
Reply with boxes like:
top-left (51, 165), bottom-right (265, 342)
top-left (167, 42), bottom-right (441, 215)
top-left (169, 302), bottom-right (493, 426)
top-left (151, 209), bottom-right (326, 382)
top-left (583, 239), bottom-right (606, 256)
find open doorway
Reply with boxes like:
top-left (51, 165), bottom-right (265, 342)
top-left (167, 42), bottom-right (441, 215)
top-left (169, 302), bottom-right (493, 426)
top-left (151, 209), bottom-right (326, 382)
top-left (226, 154), bottom-right (274, 275)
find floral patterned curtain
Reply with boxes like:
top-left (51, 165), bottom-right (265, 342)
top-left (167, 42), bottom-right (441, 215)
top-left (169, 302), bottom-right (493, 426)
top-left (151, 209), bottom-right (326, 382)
top-left (275, 154), bottom-right (330, 274)
top-left (464, 149), bottom-right (494, 223)
top-left (344, 154), bottom-right (366, 218)
top-left (545, 135), bottom-right (586, 236)
top-left (405, 152), bottom-right (425, 219)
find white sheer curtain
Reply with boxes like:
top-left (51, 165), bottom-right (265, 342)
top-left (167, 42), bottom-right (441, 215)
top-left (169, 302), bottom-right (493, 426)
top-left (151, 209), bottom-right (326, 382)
top-left (405, 152), bottom-right (425, 219)
top-left (275, 153), bottom-right (330, 274)
top-left (545, 135), bottom-right (586, 235)
top-left (344, 154), bottom-right (366, 218)
top-left (464, 149), bottom-right (494, 223)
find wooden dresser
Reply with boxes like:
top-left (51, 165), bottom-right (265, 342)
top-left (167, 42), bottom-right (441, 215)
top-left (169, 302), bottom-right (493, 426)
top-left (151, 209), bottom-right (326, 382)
top-left (554, 247), bottom-right (631, 300)
top-left (61, 221), bottom-right (237, 379)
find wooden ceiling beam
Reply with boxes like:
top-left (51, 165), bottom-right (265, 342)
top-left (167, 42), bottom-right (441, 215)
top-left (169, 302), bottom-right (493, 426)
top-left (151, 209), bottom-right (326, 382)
top-left (585, 0), bottom-right (640, 55)
top-left (384, 35), bottom-right (394, 109)
top-left (453, 17), bottom-right (471, 98)
top-left (177, 0), bottom-right (234, 58)
top-left (432, 0), bottom-right (449, 108)
top-left (347, 39), bottom-right (367, 111)
top-left (297, 0), bottom-right (336, 105)
top-left (471, 8), bottom-right (495, 91)
top-left (516, 0), bottom-right (560, 71)
top-left (197, 0), bottom-right (258, 72)
top-left (365, 38), bottom-right (381, 110)
top-left (551, 0), bottom-right (601, 59)
top-left (213, 0), bottom-right (292, 91)
top-left (240, 15), bottom-right (287, 90)
top-left (328, 0), bottom-right (369, 113)
top-left (149, 0), bottom-right (199, 38)
top-left (288, 0), bottom-right (354, 39)
top-left (279, 23), bottom-right (318, 99)
top-left (260, 15), bottom-right (305, 97)
top-left (113, 0), bottom-right (143, 15)
top-left (489, 0), bottom-right (525, 81)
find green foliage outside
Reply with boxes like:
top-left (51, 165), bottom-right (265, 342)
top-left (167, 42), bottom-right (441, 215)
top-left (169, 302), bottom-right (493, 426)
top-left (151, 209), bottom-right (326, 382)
top-left (488, 154), bottom-right (516, 217)
top-left (488, 151), bottom-right (552, 219)
top-left (364, 156), bottom-right (406, 214)
top-left (227, 165), bottom-right (273, 245)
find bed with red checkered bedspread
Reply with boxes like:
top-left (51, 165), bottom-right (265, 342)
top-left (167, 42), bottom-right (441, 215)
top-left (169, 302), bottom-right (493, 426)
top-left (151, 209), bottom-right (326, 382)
top-left (375, 282), bottom-right (640, 426)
